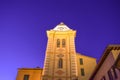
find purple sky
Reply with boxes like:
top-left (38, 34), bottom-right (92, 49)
top-left (0, 0), bottom-right (120, 80)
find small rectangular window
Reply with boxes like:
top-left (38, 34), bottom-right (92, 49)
top-left (80, 58), bottom-right (83, 65)
top-left (81, 68), bottom-right (85, 76)
top-left (57, 39), bottom-right (60, 47)
top-left (62, 39), bottom-right (65, 47)
top-left (23, 75), bottom-right (29, 80)
top-left (58, 58), bottom-right (63, 68)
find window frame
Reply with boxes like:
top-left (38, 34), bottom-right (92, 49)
top-left (23, 75), bottom-right (29, 80)
top-left (80, 58), bottom-right (83, 65)
top-left (58, 58), bottom-right (63, 68)
top-left (57, 39), bottom-right (60, 47)
top-left (62, 39), bottom-right (66, 47)
top-left (81, 68), bottom-right (85, 76)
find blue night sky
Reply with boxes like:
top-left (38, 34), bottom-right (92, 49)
top-left (0, 0), bottom-right (120, 80)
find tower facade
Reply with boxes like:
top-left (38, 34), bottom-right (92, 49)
top-left (42, 22), bottom-right (78, 80)
top-left (16, 22), bottom-right (97, 80)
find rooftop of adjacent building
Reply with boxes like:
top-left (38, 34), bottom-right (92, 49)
top-left (90, 44), bottom-right (120, 79)
top-left (76, 53), bottom-right (96, 60)
top-left (18, 67), bottom-right (43, 70)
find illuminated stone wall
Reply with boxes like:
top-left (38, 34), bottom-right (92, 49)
top-left (42, 23), bottom-right (78, 80)
top-left (16, 68), bottom-right (42, 80)
top-left (16, 23), bottom-right (97, 80)
top-left (76, 53), bottom-right (96, 80)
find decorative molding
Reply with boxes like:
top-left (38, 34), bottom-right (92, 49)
top-left (57, 54), bottom-right (64, 57)
top-left (56, 70), bottom-right (64, 75)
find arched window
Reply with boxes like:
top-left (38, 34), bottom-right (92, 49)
top-left (62, 39), bottom-right (65, 47)
top-left (57, 39), bottom-right (60, 47)
top-left (58, 58), bottom-right (63, 68)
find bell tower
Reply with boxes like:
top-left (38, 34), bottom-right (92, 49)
top-left (42, 22), bottom-right (78, 80)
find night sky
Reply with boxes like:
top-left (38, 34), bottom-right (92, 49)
top-left (0, 0), bottom-right (120, 80)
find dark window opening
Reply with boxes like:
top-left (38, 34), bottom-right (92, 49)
top-left (57, 39), bottom-right (60, 47)
top-left (113, 67), bottom-right (118, 79)
top-left (81, 68), bottom-right (85, 76)
top-left (80, 58), bottom-right (83, 65)
top-left (58, 58), bottom-right (63, 68)
top-left (62, 39), bottom-right (66, 47)
top-left (23, 75), bottom-right (29, 80)
top-left (108, 70), bottom-right (113, 80)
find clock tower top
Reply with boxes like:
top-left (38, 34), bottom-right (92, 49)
top-left (53, 22), bottom-right (72, 31)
